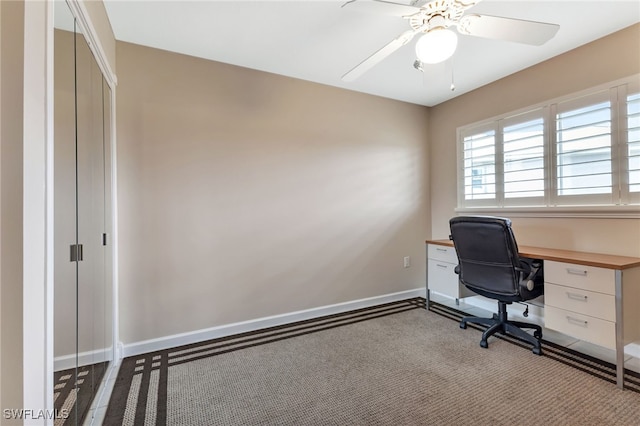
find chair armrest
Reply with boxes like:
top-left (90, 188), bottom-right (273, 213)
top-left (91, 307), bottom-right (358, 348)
top-left (518, 260), bottom-right (541, 291)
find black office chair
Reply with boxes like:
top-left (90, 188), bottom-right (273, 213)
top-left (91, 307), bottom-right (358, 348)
top-left (449, 216), bottom-right (544, 355)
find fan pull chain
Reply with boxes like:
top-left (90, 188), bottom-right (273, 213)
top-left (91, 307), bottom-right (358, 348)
top-left (450, 60), bottom-right (456, 91)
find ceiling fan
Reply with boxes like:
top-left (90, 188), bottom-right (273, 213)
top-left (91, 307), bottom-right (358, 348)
top-left (341, 0), bottom-right (560, 82)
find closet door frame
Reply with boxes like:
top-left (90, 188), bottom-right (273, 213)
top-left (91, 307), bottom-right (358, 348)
top-left (23, 0), bottom-right (55, 415)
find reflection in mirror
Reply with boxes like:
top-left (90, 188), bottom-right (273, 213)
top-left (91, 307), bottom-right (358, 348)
top-left (102, 78), bottom-right (114, 372)
top-left (53, 2), bottom-right (80, 424)
top-left (75, 21), bottom-right (110, 425)
top-left (53, 0), bottom-right (75, 32)
top-left (53, 1), bottom-right (113, 424)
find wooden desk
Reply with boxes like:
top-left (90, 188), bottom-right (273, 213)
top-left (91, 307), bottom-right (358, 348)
top-left (426, 239), bottom-right (640, 389)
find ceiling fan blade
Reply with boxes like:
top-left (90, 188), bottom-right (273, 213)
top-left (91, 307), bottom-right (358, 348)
top-left (341, 0), bottom-right (420, 18)
top-left (342, 30), bottom-right (417, 82)
top-left (457, 14), bottom-right (560, 46)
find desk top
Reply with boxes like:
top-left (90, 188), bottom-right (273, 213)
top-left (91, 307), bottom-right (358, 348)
top-left (426, 239), bottom-right (640, 270)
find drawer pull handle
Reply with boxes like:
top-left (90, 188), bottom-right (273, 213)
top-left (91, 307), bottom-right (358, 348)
top-left (566, 292), bottom-right (588, 301)
top-left (436, 264), bottom-right (448, 269)
top-left (436, 248), bottom-right (448, 252)
top-left (566, 316), bottom-right (588, 327)
top-left (566, 268), bottom-right (587, 276)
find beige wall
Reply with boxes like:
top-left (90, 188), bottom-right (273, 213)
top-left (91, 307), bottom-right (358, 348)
top-left (0, 0), bottom-right (24, 418)
top-left (429, 24), bottom-right (640, 257)
top-left (116, 42), bottom-right (430, 344)
top-left (1, 0), bottom-right (3, 409)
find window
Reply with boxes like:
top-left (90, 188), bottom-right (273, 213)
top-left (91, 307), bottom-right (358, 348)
top-left (457, 78), bottom-right (640, 209)
top-left (628, 92), bottom-right (640, 194)
top-left (462, 127), bottom-right (495, 202)
top-left (503, 113), bottom-right (545, 202)
top-left (554, 91), bottom-right (613, 205)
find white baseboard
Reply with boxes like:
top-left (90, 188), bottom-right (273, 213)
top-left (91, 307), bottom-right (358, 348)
top-left (116, 342), bottom-right (124, 363)
top-left (122, 288), bottom-right (426, 358)
top-left (625, 342), bottom-right (640, 358)
top-left (54, 347), bottom-right (114, 372)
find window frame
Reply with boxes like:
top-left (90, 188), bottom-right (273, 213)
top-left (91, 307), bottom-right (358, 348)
top-left (456, 75), bottom-right (640, 217)
top-left (458, 121), bottom-right (498, 207)
top-left (550, 88), bottom-right (616, 206)
top-left (620, 80), bottom-right (640, 205)
top-left (500, 108), bottom-right (547, 207)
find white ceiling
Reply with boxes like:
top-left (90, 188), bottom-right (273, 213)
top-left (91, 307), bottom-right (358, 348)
top-left (102, 0), bottom-right (640, 107)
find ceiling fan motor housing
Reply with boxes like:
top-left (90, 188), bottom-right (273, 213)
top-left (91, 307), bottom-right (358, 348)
top-left (408, 0), bottom-right (479, 32)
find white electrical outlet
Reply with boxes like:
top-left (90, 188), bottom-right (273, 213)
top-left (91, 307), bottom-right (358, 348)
top-left (403, 256), bottom-right (411, 268)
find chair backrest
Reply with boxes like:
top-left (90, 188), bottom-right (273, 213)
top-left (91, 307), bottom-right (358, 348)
top-left (449, 216), bottom-right (522, 297)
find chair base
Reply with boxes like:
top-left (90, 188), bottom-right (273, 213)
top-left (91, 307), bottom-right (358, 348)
top-left (460, 301), bottom-right (543, 355)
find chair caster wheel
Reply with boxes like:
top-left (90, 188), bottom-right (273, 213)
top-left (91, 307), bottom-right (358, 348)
top-left (480, 340), bottom-right (488, 348)
top-left (460, 321), bottom-right (467, 329)
top-left (532, 347), bottom-right (542, 356)
top-left (534, 331), bottom-right (542, 339)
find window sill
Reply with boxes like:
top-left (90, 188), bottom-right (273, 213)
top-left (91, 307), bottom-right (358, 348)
top-left (454, 205), bottom-right (640, 219)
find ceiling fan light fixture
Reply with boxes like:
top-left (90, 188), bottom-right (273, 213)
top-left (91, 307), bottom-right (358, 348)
top-left (415, 28), bottom-right (458, 64)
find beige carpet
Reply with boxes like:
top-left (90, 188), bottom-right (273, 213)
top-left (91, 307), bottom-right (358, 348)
top-left (105, 300), bottom-right (640, 425)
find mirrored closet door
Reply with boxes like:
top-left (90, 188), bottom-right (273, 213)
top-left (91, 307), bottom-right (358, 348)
top-left (53, 1), bottom-right (113, 424)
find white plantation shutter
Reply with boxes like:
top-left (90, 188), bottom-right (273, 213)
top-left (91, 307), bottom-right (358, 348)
top-left (627, 92), bottom-right (640, 195)
top-left (553, 91), bottom-right (613, 204)
top-left (461, 127), bottom-right (496, 205)
top-left (502, 111), bottom-right (545, 204)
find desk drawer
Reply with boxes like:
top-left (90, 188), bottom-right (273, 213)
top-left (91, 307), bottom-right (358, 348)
top-left (544, 283), bottom-right (615, 321)
top-left (428, 259), bottom-right (460, 299)
top-left (428, 244), bottom-right (457, 264)
top-left (545, 305), bottom-right (615, 349)
top-left (544, 261), bottom-right (614, 295)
